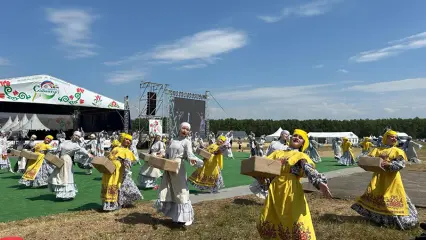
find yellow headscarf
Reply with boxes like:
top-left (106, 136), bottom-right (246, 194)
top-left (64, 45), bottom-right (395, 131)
top-left (292, 129), bottom-right (309, 152)
top-left (45, 135), bottom-right (54, 140)
top-left (382, 129), bottom-right (397, 146)
top-left (343, 137), bottom-right (348, 141)
top-left (121, 133), bottom-right (132, 142)
top-left (111, 139), bottom-right (121, 148)
top-left (217, 135), bottom-right (226, 142)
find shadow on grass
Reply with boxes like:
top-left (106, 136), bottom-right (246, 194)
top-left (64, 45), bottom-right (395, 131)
top-left (69, 203), bottom-right (103, 212)
top-left (318, 213), bottom-right (370, 225)
top-left (74, 172), bottom-right (92, 176)
top-left (27, 194), bottom-right (63, 202)
top-left (232, 198), bottom-right (263, 206)
top-left (93, 177), bottom-right (102, 181)
top-left (117, 212), bottom-right (187, 231)
top-left (1, 175), bottom-right (21, 179)
top-left (189, 189), bottom-right (210, 195)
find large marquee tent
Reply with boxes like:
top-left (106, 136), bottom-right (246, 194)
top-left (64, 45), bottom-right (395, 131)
top-left (0, 75), bottom-right (128, 132)
top-left (308, 132), bottom-right (359, 144)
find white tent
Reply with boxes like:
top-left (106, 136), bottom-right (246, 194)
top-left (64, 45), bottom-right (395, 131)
top-left (10, 114), bottom-right (29, 131)
top-left (0, 117), bottom-right (12, 131)
top-left (21, 114), bottom-right (49, 131)
top-left (308, 132), bottom-right (359, 144)
top-left (4, 115), bottom-right (20, 131)
top-left (265, 127), bottom-right (284, 142)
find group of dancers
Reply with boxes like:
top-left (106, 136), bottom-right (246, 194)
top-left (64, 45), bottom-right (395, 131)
top-left (254, 128), bottom-right (420, 239)
top-left (1, 126), bottom-right (424, 238)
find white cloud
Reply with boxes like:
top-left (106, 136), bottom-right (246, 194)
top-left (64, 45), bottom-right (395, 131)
top-left (174, 63), bottom-right (207, 70)
top-left (0, 57), bottom-right (10, 66)
top-left (346, 78), bottom-right (426, 92)
top-left (384, 108), bottom-right (397, 113)
top-left (338, 69), bottom-right (348, 73)
top-left (213, 83), bottom-right (334, 101)
top-left (349, 32), bottom-right (426, 63)
top-left (207, 76), bottom-right (426, 120)
top-left (46, 8), bottom-right (98, 59)
top-left (105, 70), bottom-right (146, 84)
top-left (258, 0), bottom-right (341, 23)
top-left (313, 64), bottom-right (324, 69)
top-left (104, 29), bottom-right (247, 68)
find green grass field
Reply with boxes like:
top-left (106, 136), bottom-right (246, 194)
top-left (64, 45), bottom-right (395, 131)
top-left (0, 152), bottom-right (353, 222)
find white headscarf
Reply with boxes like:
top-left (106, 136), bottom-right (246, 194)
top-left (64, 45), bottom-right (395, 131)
top-left (73, 131), bottom-right (82, 138)
top-left (180, 122), bottom-right (191, 130)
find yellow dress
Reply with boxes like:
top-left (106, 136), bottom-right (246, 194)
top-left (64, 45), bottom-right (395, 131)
top-left (356, 147), bottom-right (408, 215)
top-left (188, 143), bottom-right (224, 191)
top-left (257, 150), bottom-right (322, 240)
top-left (101, 147), bottom-right (138, 210)
top-left (352, 146), bottom-right (418, 229)
top-left (22, 143), bottom-right (52, 181)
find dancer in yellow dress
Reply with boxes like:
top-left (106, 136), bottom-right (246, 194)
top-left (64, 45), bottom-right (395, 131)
top-left (101, 133), bottom-right (142, 211)
top-left (188, 135), bottom-right (226, 193)
top-left (356, 137), bottom-right (373, 161)
top-left (351, 129), bottom-right (418, 230)
top-left (19, 135), bottom-right (55, 187)
top-left (257, 129), bottom-right (332, 240)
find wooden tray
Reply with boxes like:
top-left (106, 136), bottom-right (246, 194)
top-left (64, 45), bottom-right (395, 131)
top-left (241, 156), bottom-right (281, 178)
top-left (196, 148), bottom-right (213, 160)
top-left (140, 152), bottom-right (178, 173)
top-left (45, 153), bottom-right (64, 168)
top-left (91, 157), bottom-right (116, 174)
top-left (358, 156), bottom-right (385, 173)
top-left (20, 150), bottom-right (39, 160)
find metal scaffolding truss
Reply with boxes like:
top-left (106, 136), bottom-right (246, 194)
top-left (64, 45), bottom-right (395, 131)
top-left (138, 81), bottom-right (169, 120)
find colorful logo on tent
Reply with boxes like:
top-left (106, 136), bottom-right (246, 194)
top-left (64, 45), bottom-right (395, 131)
top-left (32, 80), bottom-right (59, 101)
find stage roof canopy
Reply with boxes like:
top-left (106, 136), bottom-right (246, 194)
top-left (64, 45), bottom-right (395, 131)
top-left (0, 74), bottom-right (124, 114)
top-left (0, 75), bottom-right (128, 132)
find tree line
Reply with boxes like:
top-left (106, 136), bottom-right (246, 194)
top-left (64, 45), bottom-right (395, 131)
top-left (131, 117), bottom-right (426, 138)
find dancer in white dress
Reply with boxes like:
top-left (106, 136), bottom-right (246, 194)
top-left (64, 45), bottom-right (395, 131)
top-left (403, 136), bottom-right (423, 163)
top-left (0, 130), bottom-right (13, 173)
top-left (49, 131), bottom-right (93, 200)
top-left (154, 122), bottom-right (204, 227)
top-left (138, 133), bottom-right (164, 189)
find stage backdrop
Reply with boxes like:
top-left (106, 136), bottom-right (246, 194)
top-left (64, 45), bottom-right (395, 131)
top-left (172, 97), bottom-right (206, 138)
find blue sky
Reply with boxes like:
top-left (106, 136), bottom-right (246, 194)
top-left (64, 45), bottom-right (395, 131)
top-left (1, 0), bottom-right (426, 120)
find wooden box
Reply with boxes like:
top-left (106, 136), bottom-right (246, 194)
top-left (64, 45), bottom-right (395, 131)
top-left (140, 153), bottom-right (178, 173)
top-left (9, 149), bottom-right (21, 157)
top-left (196, 148), bottom-right (213, 160)
top-left (240, 156), bottom-right (281, 178)
top-left (358, 156), bottom-right (385, 173)
top-left (45, 153), bottom-right (64, 168)
top-left (91, 157), bottom-right (116, 174)
top-left (21, 150), bottom-right (39, 160)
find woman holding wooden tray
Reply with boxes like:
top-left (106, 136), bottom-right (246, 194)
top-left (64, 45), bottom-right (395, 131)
top-left (351, 129), bottom-right (418, 230)
top-left (257, 129), bottom-right (332, 240)
top-left (138, 132), bottom-right (164, 189)
top-left (338, 137), bottom-right (355, 166)
top-left (19, 135), bottom-right (55, 187)
top-left (188, 135), bottom-right (226, 193)
top-left (154, 122), bottom-right (204, 227)
top-left (48, 131), bottom-right (93, 200)
top-left (101, 133), bottom-right (142, 211)
top-left (250, 130), bottom-right (290, 200)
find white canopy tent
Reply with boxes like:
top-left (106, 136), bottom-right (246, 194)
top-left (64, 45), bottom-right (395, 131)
top-left (0, 117), bottom-right (12, 131)
top-left (308, 132), bottom-right (359, 144)
top-left (5, 115), bottom-right (20, 131)
top-left (21, 114), bottom-right (49, 131)
top-left (265, 127), bottom-right (284, 142)
top-left (10, 114), bottom-right (29, 131)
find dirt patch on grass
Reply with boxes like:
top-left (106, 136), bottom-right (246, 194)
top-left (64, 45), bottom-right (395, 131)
top-left (0, 193), bottom-right (424, 240)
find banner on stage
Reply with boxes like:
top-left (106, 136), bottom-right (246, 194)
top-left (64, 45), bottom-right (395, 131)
top-left (149, 119), bottom-right (163, 136)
